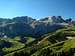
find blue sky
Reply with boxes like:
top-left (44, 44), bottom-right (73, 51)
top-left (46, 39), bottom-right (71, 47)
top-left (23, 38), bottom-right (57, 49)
top-left (0, 0), bottom-right (75, 19)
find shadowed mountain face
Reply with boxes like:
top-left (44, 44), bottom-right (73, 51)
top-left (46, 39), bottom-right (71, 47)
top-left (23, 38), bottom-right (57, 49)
top-left (0, 16), bottom-right (71, 37)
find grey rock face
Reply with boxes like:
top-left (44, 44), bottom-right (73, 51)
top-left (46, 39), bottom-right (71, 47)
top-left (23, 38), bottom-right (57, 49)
top-left (0, 16), bottom-right (69, 37)
top-left (13, 16), bottom-right (36, 24)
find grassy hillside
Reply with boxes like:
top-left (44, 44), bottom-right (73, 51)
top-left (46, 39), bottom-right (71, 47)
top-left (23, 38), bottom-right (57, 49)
top-left (3, 26), bottom-right (75, 56)
top-left (0, 36), bottom-right (35, 56)
top-left (32, 38), bottom-right (75, 56)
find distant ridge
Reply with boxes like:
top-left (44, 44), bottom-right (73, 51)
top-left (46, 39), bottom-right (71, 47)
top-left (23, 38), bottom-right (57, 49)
top-left (0, 16), bottom-right (74, 38)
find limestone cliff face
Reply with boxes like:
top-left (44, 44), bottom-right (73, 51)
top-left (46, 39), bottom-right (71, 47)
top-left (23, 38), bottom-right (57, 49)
top-left (0, 16), bottom-right (70, 37)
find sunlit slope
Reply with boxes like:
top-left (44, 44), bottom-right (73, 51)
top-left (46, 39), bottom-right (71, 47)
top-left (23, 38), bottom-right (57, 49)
top-left (5, 27), bottom-right (75, 56)
top-left (32, 38), bottom-right (75, 56)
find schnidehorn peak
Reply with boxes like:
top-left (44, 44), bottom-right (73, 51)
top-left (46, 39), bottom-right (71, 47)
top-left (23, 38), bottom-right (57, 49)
top-left (0, 16), bottom-right (75, 56)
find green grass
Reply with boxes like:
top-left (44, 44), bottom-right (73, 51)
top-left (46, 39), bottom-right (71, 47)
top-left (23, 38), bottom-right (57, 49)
top-left (3, 26), bottom-right (75, 56)
top-left (31, 38), bottom-right (75, 56)
top-left (0, 37), bottom-right (25, 55)
top-left (0, 36), bottom-right (35, 56)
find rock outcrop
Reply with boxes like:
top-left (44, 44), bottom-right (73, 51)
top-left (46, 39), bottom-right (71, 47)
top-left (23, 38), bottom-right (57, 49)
top-left (0, 16), bottom-right (71, 37)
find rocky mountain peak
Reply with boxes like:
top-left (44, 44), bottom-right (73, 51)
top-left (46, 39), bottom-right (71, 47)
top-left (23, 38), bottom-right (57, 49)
top-left (39, 16), bottom-right (65, 23)
top-left (0, 16), bottom-right (73, 38)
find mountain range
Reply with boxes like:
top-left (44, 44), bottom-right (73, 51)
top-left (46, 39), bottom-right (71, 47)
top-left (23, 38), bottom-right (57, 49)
top-left (0, 16), bottom-right (73, 38)
top-left (0, 16), bottom-right (75, 56)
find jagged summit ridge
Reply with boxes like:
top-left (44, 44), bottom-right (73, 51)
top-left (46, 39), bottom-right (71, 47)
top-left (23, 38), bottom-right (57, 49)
top-left (0, 16), bottom-right (73, 37)
top-left (39, 16), bottom-right (65, 23)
